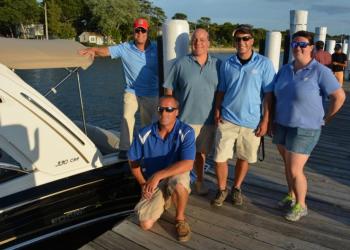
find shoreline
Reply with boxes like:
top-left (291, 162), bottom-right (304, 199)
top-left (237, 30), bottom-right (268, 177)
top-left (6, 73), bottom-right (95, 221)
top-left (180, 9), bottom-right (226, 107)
top-left (209, 47), bottom-right (235, 53)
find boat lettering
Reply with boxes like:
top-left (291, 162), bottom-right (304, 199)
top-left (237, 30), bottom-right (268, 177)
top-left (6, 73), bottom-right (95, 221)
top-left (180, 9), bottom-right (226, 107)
top-left (55, 157), bottom-right (79, 167)
top-left (70, 157), bottom-right (79, 162)
top-left (51, 208), bottom-right (84, 224)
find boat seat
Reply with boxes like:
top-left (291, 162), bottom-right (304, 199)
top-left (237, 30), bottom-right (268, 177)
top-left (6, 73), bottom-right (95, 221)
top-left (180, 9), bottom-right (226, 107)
top-left (74, 121), bottom-right (120, 155)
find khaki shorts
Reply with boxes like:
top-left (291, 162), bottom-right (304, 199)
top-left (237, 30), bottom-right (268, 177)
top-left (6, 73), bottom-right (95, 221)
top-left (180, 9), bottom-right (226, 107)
top-left (189, 124), bottom-right (216, 154)
top-left (135, 172), bottom-right (191, 222)
top-left (214, 120), bottom-right (261, 163)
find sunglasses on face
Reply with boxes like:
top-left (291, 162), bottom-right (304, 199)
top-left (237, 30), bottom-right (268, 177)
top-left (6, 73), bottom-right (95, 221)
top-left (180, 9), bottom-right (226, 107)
top-left (234, 36), bottom-right (252, 43)
top-left (134, 27), bottom-right (147, 34)
top-left (157, 106), bottom-right (177, 113)
top-left (291, 41), bottom-right (310, 49)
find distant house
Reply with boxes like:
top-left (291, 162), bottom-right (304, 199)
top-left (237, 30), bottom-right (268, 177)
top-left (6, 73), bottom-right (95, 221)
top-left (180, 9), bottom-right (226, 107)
top-left (18, 24), bottom-right (44, 39)
top-left (79, 32), bottom-right (104, 45)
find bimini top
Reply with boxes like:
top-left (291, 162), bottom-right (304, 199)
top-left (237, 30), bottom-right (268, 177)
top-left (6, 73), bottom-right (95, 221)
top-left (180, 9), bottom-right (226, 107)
top-left (0, 38), bottom-right (93, 70)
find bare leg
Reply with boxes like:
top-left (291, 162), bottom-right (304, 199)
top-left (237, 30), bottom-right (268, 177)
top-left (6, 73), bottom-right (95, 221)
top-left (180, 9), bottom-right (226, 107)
top-left (215, 162), bottom-right (228, 190)
top-left (287, 151), bottom-right (309, 207)
top-left (233, 158), bottom-right (249, 189)
top-left (173, 184), bottom-right (189, 221)
top-left (195, 152), bottom-right (205, 182)
top-left (277, 145), bottom-right (295, 198)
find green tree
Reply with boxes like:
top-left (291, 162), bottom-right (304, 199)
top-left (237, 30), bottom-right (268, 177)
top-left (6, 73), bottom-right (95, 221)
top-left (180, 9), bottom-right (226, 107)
top-left (0, 0), bottom-right (40, 37)
top-left (197, 17), bottom-right (211, 29)
top-left (138, 0), bottom-right (166, 39)
top-left (85, 0), bottom-right (138, 42)
top-left (45, 0), bottom-right (75, 38)
top-left (172, 13), bottom-right (187, 20)
top-left (55, 0), bottom-right (87, 34)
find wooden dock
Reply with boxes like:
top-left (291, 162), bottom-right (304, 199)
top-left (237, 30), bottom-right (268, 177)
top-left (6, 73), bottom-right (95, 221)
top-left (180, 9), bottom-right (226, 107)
top-left (81, 85), bottom-right (350, 250)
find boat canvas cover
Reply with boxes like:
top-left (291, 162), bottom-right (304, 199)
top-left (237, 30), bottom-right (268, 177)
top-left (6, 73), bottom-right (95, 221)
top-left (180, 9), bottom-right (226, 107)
top-left (0, 38), bottom-right (93, 70)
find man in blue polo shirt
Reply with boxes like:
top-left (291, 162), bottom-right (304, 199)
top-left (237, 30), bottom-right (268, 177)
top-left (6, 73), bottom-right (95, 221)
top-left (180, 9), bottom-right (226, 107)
top-left (211, 25), bottom-right (275, 207)
top-left (128, 95), bottom-right (195, 242)
top-left (164, 28), bottom-right (221, 195)
top-left (79, 18), bottom-right (159, 159)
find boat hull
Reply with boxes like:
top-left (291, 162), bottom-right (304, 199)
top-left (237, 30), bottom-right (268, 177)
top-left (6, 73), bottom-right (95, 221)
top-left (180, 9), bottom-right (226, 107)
top-left (0, 161), bottom-right (140, 249)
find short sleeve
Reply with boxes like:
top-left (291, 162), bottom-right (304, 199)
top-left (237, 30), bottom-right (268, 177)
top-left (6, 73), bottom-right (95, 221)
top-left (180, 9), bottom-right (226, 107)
top-left (262, 59), bottom-right (276, 93)
top-left (318, 66), bottom-right (341, 96)
top-left (179, 127), bottom-right (196, 161)
top-left (108, 44), bottom-right (124, 59)
top-left (163, 61), bottom-right (179, 90)
top-left (128, 132), bottom-right (143, 161)
top-left (217, 60), bottom-right (227, 92)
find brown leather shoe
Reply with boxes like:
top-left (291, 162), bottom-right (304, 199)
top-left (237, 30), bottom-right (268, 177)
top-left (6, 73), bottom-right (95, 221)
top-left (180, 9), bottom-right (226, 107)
top-left (176, 220), bottom-right (191, 242)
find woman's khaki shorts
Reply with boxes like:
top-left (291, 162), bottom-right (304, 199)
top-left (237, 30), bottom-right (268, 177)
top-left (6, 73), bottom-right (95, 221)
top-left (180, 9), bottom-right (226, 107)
top-left (214, 120), bottom-right (261, 163)
top-left (189, 124), bottom-right (216, 154)
top-left (134, 171), bottom-right (191, 222)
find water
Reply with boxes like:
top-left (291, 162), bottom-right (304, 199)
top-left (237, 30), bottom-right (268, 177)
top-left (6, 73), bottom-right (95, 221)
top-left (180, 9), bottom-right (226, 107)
top-left (17, 58), bottom-right (125, 130)
top-left (17, 53), bottom-right (232, 131)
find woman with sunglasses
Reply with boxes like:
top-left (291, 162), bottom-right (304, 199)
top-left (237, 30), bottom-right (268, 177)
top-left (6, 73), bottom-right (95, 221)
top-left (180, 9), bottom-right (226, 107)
top-left (272, 30), bottom-right (346, 221)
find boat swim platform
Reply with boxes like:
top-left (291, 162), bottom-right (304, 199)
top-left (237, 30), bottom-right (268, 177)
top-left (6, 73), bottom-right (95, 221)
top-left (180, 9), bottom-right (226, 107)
top-left (81, 84), bottom-right (350, 250)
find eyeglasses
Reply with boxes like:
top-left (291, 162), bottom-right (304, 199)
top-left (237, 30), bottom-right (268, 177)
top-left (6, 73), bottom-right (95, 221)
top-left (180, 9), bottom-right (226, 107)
top-left (134, 27), bottom-right (147, 34)
top-left (291, 41), bottom-right (310, 49)
top-left (234, 36), bottom-right (252, 43)
top-left (157, 106), bottom-right (177, 113)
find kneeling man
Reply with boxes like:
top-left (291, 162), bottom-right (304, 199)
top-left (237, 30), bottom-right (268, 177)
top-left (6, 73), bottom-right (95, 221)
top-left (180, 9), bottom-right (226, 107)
top-left (128, 95), bottom-right (195, 242)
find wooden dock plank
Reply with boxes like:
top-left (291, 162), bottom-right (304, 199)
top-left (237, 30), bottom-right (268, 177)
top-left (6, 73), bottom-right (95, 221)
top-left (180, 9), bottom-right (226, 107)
top-left (112, 220), bottom-right (190, 250)
top-left (94, 230), bottom-right (148, 250)
top-left (182, 202), bottom-right (331, 250)
top-left (189, 195), bottom-right (349, 250)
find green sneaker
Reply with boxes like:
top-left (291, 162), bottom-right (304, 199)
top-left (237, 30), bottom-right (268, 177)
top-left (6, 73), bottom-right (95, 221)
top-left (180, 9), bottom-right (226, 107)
top-left (211, 188), bottom-right (228, 207)
top-left (278, 194), bottom-right (296, 209)
top-left (285, 203), bottom-right (308, 221)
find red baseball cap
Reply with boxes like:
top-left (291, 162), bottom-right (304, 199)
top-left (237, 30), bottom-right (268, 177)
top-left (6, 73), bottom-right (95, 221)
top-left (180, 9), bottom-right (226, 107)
top-left (134, 18), bottom-right (149, 30)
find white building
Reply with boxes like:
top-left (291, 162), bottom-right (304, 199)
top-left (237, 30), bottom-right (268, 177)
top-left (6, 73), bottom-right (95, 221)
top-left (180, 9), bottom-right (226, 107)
top-left (79, 32), bottom-right (104, 45)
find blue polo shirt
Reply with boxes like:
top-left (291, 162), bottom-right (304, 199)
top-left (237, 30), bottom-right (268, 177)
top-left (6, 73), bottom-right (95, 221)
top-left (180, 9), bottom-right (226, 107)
top-left (273, 59), bottom-right (340, 129)
top-left (218, 52), bottom-right (275, 129)
top-left (128, 119), bottom-right (196, 179)
top-left (109, 41), bottom-right (159, 97)
top-left (163, 54), bottom-right (221, 125)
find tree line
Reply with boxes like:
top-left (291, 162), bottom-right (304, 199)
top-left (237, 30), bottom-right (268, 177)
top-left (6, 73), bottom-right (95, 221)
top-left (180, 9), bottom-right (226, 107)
top-left (0, 0), bottom-right (347, 47)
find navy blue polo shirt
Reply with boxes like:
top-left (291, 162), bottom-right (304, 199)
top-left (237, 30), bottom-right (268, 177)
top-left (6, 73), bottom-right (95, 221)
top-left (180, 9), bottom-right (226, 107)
top-left (128, 119), bottom-right (196, 178)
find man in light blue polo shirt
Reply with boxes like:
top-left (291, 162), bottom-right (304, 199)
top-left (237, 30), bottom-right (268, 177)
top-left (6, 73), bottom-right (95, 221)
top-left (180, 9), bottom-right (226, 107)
top-left (79, 18), bottom-right (159, 159)
top-left (211, 25), bottom-right (275, 207)
top-left (164, 28), bottom-right (221, 195)
top-left (128, 95), bottom-right (195, 242)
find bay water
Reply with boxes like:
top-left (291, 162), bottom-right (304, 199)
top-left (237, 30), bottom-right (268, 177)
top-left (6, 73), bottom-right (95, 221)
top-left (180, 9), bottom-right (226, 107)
top-left (17, 53), bottom-right (232, 131)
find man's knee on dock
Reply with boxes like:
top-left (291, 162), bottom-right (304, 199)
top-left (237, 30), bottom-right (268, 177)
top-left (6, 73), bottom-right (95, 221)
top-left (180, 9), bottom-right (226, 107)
top-left (140, 220), bottom-right (155, 230)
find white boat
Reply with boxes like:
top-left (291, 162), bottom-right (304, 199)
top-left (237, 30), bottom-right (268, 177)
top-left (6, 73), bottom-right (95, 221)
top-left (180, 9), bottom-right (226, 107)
top-left (0, 38), bottom-right (140, 249)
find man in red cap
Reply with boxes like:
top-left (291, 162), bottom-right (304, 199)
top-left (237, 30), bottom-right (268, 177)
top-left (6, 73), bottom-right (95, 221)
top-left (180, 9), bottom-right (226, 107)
top-left (79, 18), bottom-right (159, 159)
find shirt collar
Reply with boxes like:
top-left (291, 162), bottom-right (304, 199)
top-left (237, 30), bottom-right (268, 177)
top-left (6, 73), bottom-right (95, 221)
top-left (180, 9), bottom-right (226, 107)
top-left (289, 58), bottom-right (317, 71)
top-left (131, 40), bottom-right (154, 52)
top-left (151, 119), bottom-right (180, 139)
top-left (190, 53), bottom-right (212, 64)
top-left (230, 51), bottom-right (257, 65)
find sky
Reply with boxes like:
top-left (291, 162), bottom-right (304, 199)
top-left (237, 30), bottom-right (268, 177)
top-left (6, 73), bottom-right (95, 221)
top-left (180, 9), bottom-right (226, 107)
top-left (152, 0), bottom-right (350, 36)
